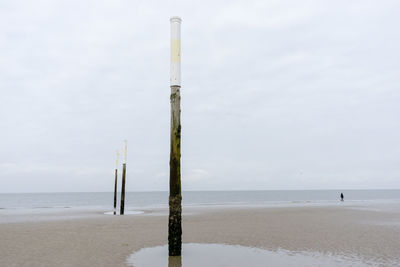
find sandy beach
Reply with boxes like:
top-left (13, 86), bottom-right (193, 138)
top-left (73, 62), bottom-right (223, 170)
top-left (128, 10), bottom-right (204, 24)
top-left (1, 203), bottom-right (399, 266)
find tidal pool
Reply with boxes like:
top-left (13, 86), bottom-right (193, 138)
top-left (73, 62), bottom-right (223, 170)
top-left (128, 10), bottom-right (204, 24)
top-left (127, 243), bottom-right (375, 267)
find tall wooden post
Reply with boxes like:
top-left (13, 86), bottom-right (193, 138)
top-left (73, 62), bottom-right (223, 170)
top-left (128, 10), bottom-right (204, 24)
top-left (114, 150), bottom-right (119, 215)
top-left (169, 16), bottom-right (182, 257)
top-left (120, 140), bottom-right (127, 215)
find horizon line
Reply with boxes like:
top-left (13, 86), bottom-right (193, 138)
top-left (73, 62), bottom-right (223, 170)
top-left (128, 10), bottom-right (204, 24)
top-left (1, 188), bottom-right (400, 194)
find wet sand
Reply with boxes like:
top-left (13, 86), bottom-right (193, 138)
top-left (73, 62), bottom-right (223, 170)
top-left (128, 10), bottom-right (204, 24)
top-left (0, 204), bottom-right (399, 266)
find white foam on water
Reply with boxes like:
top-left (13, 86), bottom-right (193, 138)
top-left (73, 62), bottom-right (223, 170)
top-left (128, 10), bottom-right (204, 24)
top-left (127, 243), bottom-right (382, 267)
top-left (104, 210), bottom-right (144, 215)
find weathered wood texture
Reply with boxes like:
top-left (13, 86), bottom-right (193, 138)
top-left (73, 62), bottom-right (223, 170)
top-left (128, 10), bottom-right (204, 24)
top-left (120, 163), bottom-right (126, 215)
top-left (169, 85), bottom-right (182, 256)
top-left (114, 169), bottom-right (118, 215)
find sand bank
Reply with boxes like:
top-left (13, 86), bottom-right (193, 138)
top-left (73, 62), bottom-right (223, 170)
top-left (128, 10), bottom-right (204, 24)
top-left (0, 203), bottom-right (399, 266)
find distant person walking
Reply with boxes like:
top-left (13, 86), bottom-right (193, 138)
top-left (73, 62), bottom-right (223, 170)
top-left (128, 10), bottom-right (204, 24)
top-left (340, 192), bottom-right (344, 202)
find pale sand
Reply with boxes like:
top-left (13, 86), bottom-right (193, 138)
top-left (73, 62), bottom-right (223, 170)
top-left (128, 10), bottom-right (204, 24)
top-left (1, 204), bottom-right (399, 266)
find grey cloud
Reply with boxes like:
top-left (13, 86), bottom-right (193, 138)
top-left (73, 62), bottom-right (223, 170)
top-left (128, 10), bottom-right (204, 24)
top-left (0, 0), bottom-right (399, 192)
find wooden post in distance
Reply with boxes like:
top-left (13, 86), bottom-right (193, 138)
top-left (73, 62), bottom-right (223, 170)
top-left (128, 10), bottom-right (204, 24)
top-left (120, 140), bottom-right (127, 215)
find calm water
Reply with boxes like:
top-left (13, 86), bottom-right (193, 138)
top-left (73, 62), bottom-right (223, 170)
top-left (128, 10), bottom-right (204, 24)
top-left (127, 243), bottom-right (384, 267)
top-left (1, 190), bottom-right (400, 210)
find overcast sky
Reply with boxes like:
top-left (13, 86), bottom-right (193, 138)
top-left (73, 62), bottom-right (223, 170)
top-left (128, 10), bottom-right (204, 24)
top-left (1, 0), bottom-right (399, 193)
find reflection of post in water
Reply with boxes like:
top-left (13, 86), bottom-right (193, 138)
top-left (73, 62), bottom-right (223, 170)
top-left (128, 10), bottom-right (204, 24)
top-left (168, 256), bottom-right (182, 267)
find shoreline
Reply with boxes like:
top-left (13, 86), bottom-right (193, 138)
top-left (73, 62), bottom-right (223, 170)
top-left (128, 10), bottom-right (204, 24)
top-left (1, 199), bottom-right (400, 223)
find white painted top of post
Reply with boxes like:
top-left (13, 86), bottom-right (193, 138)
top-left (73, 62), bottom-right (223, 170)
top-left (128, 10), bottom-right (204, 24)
top-left (123, 140), bottom-right (127, 164)
top-left (115, 149), bottom-right (120, 169)
top-left (170, 16), bottom-right (181, 87)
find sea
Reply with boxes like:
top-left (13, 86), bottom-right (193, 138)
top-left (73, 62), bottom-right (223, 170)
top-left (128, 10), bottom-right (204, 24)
top-left (1, 190), bottom-right (400, 210)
